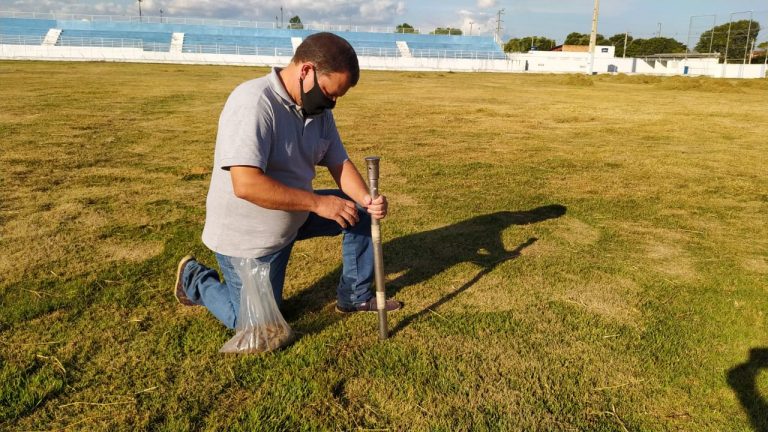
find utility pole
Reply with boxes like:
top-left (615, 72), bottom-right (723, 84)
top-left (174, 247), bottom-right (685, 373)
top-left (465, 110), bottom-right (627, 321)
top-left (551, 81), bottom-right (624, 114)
top-left (623, 31), bottom-right (628, 58)
top-left (724, 20), bottom-right (732, 64)
top-left (588, 0), bottom-right (600, 75)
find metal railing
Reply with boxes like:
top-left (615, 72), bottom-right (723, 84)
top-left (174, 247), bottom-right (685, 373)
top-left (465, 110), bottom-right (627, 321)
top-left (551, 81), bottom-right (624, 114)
top-left (143, 42), bottom-right (172, 52)
top-left (356, 47), bottom-right (402, 57)
top-left (411, 49), bottom-right (507, 60)
top-left (182, 44), bottom-right (294, 56)
top-left (0, 34), bottom-right (44, 45)
top-left (58, 36), bottom-right (143, 48)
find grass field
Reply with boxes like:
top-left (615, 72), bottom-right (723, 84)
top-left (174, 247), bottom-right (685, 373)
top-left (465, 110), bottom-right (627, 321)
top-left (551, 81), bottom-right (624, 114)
top-left (1, 60), bottom-right (767, 431)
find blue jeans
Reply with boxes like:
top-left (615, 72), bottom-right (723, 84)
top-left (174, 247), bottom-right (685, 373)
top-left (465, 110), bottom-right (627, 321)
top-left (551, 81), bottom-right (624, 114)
top-left (180, 190), bottom-right (374, 329)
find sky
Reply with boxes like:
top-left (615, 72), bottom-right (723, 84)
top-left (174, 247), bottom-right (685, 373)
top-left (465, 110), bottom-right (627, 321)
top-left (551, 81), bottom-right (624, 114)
top-left (1, 0), bottom-right (767, 44)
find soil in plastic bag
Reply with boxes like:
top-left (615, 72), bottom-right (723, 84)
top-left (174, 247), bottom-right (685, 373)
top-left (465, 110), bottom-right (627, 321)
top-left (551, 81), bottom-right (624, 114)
top-left (219, 258), bottom-right (295, 354)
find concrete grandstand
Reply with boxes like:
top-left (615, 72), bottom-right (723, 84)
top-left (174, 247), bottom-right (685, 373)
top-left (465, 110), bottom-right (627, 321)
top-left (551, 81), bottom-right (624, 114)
top-left (1, 12), bottom-right (765, 77)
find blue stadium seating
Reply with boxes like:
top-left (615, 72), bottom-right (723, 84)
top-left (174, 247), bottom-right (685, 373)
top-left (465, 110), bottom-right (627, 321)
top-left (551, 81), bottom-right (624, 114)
top-left (0, 16), bottom-right (506, 59)
top-left (0, 17), bottom-right (55, 44)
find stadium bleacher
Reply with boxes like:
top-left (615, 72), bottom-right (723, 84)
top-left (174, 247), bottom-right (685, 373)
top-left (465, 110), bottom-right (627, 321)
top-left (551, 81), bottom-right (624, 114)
top-left (0, 15), bottom-right (506, 59)
top-left (0, 17), bottom-right (55, 45)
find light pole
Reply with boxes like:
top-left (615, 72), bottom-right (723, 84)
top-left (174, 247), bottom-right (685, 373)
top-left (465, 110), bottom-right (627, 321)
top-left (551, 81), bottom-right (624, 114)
top-left (657, 22), bottom-right (662, 38)
top-left (724, 11), bottom-right (752, 65)
top-left (137, 0), bottom-right (143, 22)
top-left (743, 12), bottom-right (754, 65)
top-left (469, 21), bottom-right (473, 36)
top-left (687, 15), bottom-right (716, 57)
top-left (159, 8), bottom-right (164, 23)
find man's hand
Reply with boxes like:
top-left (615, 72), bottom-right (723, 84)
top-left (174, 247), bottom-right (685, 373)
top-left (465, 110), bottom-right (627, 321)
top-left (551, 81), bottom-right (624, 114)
top-left (314, 194), bottom-right (360, 228)
top-left (363, 194), bottom-right (388, 220)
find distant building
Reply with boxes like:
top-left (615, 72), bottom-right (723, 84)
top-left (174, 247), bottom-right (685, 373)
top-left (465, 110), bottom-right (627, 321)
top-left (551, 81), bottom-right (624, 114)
top-left (551, 45), bottom-right (588, 52)
top-left (549, 45), bottom-right (615, 57)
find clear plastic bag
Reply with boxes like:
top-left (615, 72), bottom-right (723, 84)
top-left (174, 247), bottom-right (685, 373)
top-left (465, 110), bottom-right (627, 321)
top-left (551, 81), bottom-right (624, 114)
top-left (219, 258), bottom-right (295, 354)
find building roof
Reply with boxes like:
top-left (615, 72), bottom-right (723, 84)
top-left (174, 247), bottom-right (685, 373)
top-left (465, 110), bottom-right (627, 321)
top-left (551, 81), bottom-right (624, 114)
top-left (551, 44), bottom-right (589, 52)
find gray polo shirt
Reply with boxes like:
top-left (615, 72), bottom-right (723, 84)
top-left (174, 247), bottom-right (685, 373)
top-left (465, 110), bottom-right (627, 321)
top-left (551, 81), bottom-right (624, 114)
top-left (202, 68), bottom-right (349, 258)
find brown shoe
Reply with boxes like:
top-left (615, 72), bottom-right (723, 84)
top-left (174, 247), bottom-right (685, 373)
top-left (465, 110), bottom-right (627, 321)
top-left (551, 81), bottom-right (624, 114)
top-left (335, 298), bottom-right (402, 314)
top-left (174, 255), bottom-right (197, 306)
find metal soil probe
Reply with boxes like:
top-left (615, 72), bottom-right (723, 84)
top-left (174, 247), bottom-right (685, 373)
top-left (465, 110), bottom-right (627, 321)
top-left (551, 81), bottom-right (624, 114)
top-left (365, 156), bottom-right (389, 340)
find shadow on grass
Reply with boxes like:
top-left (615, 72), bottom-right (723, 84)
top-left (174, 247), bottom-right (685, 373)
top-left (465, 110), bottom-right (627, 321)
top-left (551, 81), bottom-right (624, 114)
top-left (728, 348), bottom-right (768, 432)
top-left (283, 204), bottom-right (566, 335)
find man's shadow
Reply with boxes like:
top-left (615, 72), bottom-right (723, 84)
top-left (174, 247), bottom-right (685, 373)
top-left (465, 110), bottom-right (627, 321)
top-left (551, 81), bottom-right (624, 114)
top-left (728, 348), bottom-right (768, 431)
top-left (283, 204), bottom-right (567, 334)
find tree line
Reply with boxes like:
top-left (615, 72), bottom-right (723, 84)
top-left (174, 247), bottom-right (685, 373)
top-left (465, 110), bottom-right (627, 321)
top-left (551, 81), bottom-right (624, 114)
top-left (501, 20), bottom-right (764, 63)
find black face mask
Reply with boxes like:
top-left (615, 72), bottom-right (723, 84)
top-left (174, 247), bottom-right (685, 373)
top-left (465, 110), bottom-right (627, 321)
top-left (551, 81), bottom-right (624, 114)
top-left (300, 68), bottom-right (336, 116)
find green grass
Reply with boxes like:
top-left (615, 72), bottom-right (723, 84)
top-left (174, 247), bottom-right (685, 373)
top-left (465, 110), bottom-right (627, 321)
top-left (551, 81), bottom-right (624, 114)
top-left (1, 60), bottom-right (767, 431)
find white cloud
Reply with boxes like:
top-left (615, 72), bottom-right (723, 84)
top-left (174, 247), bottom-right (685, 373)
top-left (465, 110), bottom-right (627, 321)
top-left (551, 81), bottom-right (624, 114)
top-left (9, 0), bottom-right (128, 15)
top-left (151, 0), bottom-right (405, 24)
top-left (476, 0), bottom-right (497, 9)
top-left (458, 9), bottom-right (495, 35)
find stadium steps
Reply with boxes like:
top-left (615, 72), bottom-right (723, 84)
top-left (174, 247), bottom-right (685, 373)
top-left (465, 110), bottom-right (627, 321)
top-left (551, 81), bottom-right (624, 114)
top-left (170, 32), bottom-right (184, 53)
top-left (396, 41), bottom-right (411, 58)
top-left (42, 28), bottom-right (61, 46)
top-left (291, 37), bottom-right (302, 53)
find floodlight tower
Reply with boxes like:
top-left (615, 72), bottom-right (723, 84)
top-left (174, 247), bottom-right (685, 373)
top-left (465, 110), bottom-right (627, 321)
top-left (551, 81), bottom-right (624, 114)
top-left (496, 8), bottom-right (505, 41)
top-left (588, 0), bottom-right (600, 75)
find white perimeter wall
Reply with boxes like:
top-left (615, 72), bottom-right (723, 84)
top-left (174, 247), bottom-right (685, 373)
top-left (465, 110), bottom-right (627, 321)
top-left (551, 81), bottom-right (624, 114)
top-left (1, 43), bottom-right (766, 78)
top-left (513, 51), bottom-right (766, 79)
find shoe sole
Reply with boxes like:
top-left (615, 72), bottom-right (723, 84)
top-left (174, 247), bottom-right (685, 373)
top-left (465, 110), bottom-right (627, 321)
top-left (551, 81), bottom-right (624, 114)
top-left (174, 255), bottom-right (195, 305)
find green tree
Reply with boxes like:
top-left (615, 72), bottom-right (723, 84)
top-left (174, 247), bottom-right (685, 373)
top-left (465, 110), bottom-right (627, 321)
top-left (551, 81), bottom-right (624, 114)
top-left (608, 33), bottom-right (633, 56)
top-left (625, 37), bottom-right (686, 57)
top-left (695, 20), bottom-right (760, 62)
top-left (504, 36), bottom-right (556, 52)
top-left (759, 41), bottom-right (768, 49)
top-left (395, 23), bottom-right (418, 34)
top-left (564, 32), bottom-right (608, 45)
top-left (431, 27), bottom-right (463, 36)
top-left (288, 15), bottom-right (303, 30)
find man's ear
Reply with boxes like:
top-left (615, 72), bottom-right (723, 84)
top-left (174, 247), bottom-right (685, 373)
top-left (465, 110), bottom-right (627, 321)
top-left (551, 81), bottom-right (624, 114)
top-left (299, 62), bottom-right (314, 80)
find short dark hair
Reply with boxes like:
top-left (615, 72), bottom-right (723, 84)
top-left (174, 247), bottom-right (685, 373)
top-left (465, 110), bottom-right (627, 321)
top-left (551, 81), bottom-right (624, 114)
top-left (292, 32), bottom-right (360, 86)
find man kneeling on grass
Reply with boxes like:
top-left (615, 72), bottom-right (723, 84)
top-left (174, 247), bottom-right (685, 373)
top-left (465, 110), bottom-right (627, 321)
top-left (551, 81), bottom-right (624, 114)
top-left (173, 32), bottom-right (402, 328)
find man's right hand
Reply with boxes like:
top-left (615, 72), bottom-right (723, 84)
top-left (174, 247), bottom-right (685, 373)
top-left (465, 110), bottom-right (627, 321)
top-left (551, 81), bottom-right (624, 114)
top-left (313, 194), bottom-right (359, 229)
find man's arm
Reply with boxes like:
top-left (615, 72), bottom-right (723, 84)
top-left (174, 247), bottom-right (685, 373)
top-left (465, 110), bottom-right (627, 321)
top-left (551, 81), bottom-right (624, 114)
top-left (230, 166), bottom-right (360, 228)
top-left (328, 160), bottom-right (388, 220)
